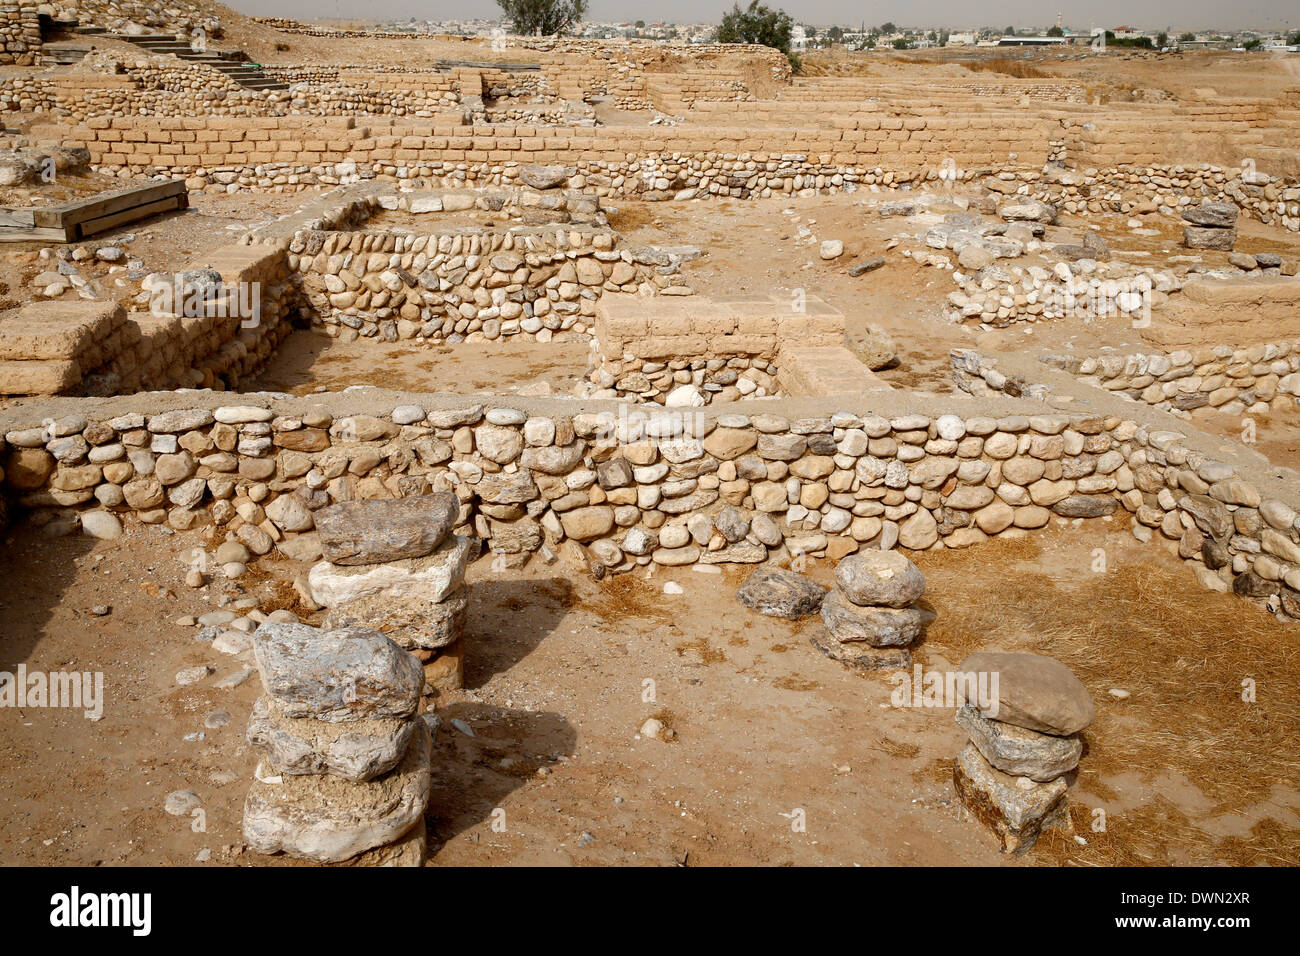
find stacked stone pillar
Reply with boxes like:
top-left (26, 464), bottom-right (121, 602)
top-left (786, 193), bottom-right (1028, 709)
top-left (243, 621), bottom-right (431, 865)
top-left (309, 492), bottom-right (470, 694)
top-left (952, 651), bottom-right (1095, 854)
top-left (1182, 202), bottom-right (1238, 250)
top-left (812, 550), bottom-right (932, 670)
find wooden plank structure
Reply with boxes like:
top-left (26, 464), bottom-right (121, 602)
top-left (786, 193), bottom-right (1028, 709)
top-left (0, 179), bottom-right (187, 242)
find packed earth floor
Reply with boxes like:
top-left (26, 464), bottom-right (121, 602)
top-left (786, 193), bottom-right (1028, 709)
top-left (2, 517), bottom-right (1297, 866)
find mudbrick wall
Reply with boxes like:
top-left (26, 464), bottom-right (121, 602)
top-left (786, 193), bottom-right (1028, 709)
top-left (34, 114), bottom-right (1300, 232)
top-left (44, 114), bottom-right (1060, 182)
top-left (2, 386), bottom-right (1298, 622)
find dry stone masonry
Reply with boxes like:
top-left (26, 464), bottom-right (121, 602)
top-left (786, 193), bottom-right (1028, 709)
top-left (243, 620), bottom-right (431, 865)
top-left (812, 551), bottom-right (931, 671)
top-left (953, 652), bottom-right (1095, 854)
top-left (4, 388), bottom-right (1299, 624)
top-left (313, 493), bottom-right (469, 690)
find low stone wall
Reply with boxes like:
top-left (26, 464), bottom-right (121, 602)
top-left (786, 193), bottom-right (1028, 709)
top-left (954, 345), bottom-right (1300, 429)
top-left (286, 222), bottom-right (684, 345)
top-left (587, 293), bottom-right (845, 404)
top-left (0, 4), bottom-right (41, 67)
top-left (1040, 344), bottom-right (1300, 416)
top-left (944, 257), bottom-right (1180, 328)
top-left (0, 244), bottom-right (293, 396)
top-left (47, 0), bottom-right (219, 37)
top-left (4, 387), bottom-right (1297, 622)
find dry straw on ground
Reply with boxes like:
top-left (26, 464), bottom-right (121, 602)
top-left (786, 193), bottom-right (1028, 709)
top-left (916, 533), bottom-right (1300, 865)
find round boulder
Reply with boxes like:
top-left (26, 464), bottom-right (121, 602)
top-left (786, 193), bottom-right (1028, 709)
top-left (834, 550), bottom-right (925, 608)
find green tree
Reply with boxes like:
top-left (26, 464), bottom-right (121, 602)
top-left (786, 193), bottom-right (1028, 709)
top-left (495, 0), bottom-right (588, 35)
top-left (635, 19), bottom-right (645, 28)
top-left (1178, 31), bottom-right (1196, 42)
top-left (1156, 31), bottom-right (1168, 46)
top-left (1046, 25), bottom-right (1064, 37)
top-left (879, 22), bottom-right (896, 33)
top-left (826, 25), bottom-right (843, 42)
top-left (891, 37), bottom-right (910, 49)
top-left (717, 2), bottom-right (798, 67)
top-left (1004, 26), bottom-right (1016, 36)
top-left (1242, 38), bottom-right (1261, 50)
top-left (1288, 31), bottom-right (1300, 45)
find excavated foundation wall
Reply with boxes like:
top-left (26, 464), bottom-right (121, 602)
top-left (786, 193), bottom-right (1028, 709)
top-left (952, 346), bottom-right (1300, 420)
top-left (0, 244), bottom-right (294, 396)
top-left (2, 388), bottom-right (1298, 623)
top-left (0, 4), bottom-right (40, 67)
top-left (36, 113), bottom-right (1300, 232)
top-left (286, 224), bottom-right (674, 344)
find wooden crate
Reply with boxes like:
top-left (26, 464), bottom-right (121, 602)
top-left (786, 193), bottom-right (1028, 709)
top-left (0, 179), bottom-right (188, 243)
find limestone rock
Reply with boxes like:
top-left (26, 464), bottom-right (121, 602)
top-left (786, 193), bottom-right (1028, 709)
top-left (1050, 495), bottom-right (1117, 518)
top-left (737, 566), bottom-right (827, 619)
top-left (834, 549), bottom-right (925, 608)
top-left (247, 695), bottom-right (416, 782)
top-left (314, 493), bottom-right (458, 566)
top-left (252, 621), bottom-right (423, 723)
top-left (953, 743), bottom-right (1068, 854)
top-left (1183, 226), bottom-right (1236, 250)
top-left (820, 589), bottom-right (930, 646)
top-left (809, 629), bottom-right (911, 670)
top-left (308, 536), bottom-right (470, 608)
top-left (323, 587), bottom-right (467, 651)
top-left (242, 722), bottom-right (431, 863)
top-left (956, 703), bottom-right (1082, 782)
top-left (959, 652), bottom-right (1095, 735)
top-left (1180, 203), bottom-right (1238, 228)
top-left (519, 164), bottom-right (568, 189)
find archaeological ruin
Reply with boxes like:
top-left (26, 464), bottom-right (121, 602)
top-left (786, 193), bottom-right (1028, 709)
top-left (1, 0), bottom-right (1298, 882)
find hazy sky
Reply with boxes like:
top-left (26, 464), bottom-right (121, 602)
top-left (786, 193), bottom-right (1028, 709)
top-left (224, 0), bottom-right (1298, 31)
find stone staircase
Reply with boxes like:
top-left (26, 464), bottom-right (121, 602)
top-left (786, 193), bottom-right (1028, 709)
top-left (69, 24), bottom-right (289, 91)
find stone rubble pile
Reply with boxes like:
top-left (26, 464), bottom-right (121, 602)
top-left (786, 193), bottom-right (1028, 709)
top-left (812, 550), bottom-right (931, 670)
top-left (312, 492), bottom-right (470, 694)
top-left (243, 620), bottom-right (431, 865)
top-left (952, 651), bottom-right (1095, 854)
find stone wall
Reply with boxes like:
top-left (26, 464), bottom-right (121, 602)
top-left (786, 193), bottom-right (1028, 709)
top-left (286, 222), bottom-right (681, 345)
top-left (3, 389), bottom-right (1298, 622)
top-left (0, 4), bottom-right (41, 67)
top-left (0, 244), bottom-right (294, 396)
top-left (1040, 344), bottom-right (1300, 416)
top-left (38, 114), bottom-right (1300, 234)
top-left (953, 345), bottom-right (1300, 426)
top-left (47, 114), bottom-right (1060, 185)
top-left (587, 293), bottom-right (845, 404)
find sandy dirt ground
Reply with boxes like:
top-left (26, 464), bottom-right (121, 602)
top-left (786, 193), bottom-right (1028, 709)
top-left (1, 511), bottom-right (1296, 867)
top-left (0, 192), bottom-right (309, 313)
top-left (607, 192), bottom-right (1300, 395)
top-left (249, 332), bottom-right (591, 398)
